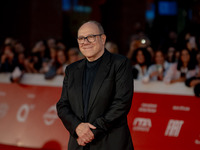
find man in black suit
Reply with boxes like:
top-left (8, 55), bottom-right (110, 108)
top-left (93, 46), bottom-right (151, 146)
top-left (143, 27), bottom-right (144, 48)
top-left (56, 21), bottom-right (134, 150)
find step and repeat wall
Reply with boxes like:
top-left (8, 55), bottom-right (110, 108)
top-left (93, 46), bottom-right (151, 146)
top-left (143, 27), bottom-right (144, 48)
top-left (0, 73), bottom-right (200, 150)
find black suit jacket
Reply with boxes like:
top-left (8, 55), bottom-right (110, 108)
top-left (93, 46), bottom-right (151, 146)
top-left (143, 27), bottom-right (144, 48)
top-left (57, 50), bottom-right (134, 150)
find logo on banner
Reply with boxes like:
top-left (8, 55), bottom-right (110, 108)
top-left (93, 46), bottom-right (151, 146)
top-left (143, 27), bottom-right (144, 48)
top-left (16, 104), bottom-right (35, 122)
top-left (0, 103), bottom-right (9, 119)
top-left (195, 135), bottom-right (200, 145)
top-left (172, 105), bottom-right (190, 112)
top-left (27, 93), bottom-right (36, 99)
top-left (133, 117), bottom-right (152, 132)
top-left (164, 119), bottom-right (184, 137)
top-left (138, 103), bottom-right (157, 113)
top-left (43, 105), bottom-right (58, 126)
top-left (0, 91), bottom-right (6, 96)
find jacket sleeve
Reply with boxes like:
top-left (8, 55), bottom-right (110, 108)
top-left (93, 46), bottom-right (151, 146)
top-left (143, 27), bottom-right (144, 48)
top-left (56, 66), bottom-right (81, 138)
top-left (92, 58), bottom-right (134, 140)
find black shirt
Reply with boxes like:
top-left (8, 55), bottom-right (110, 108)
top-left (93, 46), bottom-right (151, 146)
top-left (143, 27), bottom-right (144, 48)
top-left (82, 55), bottom-right (103, 121)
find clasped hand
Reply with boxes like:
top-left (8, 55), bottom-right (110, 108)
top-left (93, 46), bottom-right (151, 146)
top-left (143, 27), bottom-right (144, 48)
top-left (75, 123), bottom-right (96, 146)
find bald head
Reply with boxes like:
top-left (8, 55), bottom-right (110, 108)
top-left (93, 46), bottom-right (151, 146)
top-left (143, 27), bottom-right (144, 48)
top-left (78, 21), bottom-right (104, 35)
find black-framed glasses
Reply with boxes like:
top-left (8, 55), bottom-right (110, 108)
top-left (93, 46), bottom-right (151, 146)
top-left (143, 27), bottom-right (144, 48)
top-left (77, 34), bottom-right (103, 44)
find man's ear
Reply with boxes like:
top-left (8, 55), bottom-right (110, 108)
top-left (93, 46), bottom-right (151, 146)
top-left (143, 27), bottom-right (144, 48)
top-left (101, 34), bottom-right (106, 45)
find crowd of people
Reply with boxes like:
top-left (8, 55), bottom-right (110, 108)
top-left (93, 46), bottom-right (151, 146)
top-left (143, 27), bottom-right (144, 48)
top-left (0, 28), bottom-right (200, 97)
top-left (0, 37), bottom-right (83, 81)
top-left (126, 30), bottom-right (200, 97)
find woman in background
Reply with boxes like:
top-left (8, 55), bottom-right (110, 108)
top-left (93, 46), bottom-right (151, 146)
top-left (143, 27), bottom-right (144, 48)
top-left (131, 47), bottom-right (152, 80)
top-left (164, 48), bottom-right (197, 84)
top-left (0, 44), bottom-right (16, 72)
top-left (143, 50), bottom-right (171, 82)
top-left (45, 49), bottom-right (67, 79)
top-left (66, 47), bottom-right (81, 65)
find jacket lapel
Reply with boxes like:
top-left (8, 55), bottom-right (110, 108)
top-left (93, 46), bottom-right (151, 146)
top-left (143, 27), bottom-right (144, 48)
top-left (87, 50), bottom-right (111, 115)
top-left (74, 59), bottom-right (86, 116)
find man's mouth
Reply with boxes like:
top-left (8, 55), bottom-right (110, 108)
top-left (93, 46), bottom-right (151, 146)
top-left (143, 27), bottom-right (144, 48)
top-left (83, 46), bottom-right (93, 49)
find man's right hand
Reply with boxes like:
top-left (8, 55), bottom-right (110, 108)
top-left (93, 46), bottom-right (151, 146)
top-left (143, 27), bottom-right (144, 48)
top-left (75, 123), bottom-right (96, 145)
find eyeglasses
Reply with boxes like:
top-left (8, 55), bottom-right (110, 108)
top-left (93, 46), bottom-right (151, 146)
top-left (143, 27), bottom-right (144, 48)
top-left (77, 34), bottom-right (103, 44)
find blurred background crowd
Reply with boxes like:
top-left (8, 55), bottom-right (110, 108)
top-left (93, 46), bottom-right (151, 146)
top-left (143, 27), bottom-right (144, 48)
top-left (0, 0), bottom-right (200, 96)
top-left (0, 37), bottom-right (84, 80)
